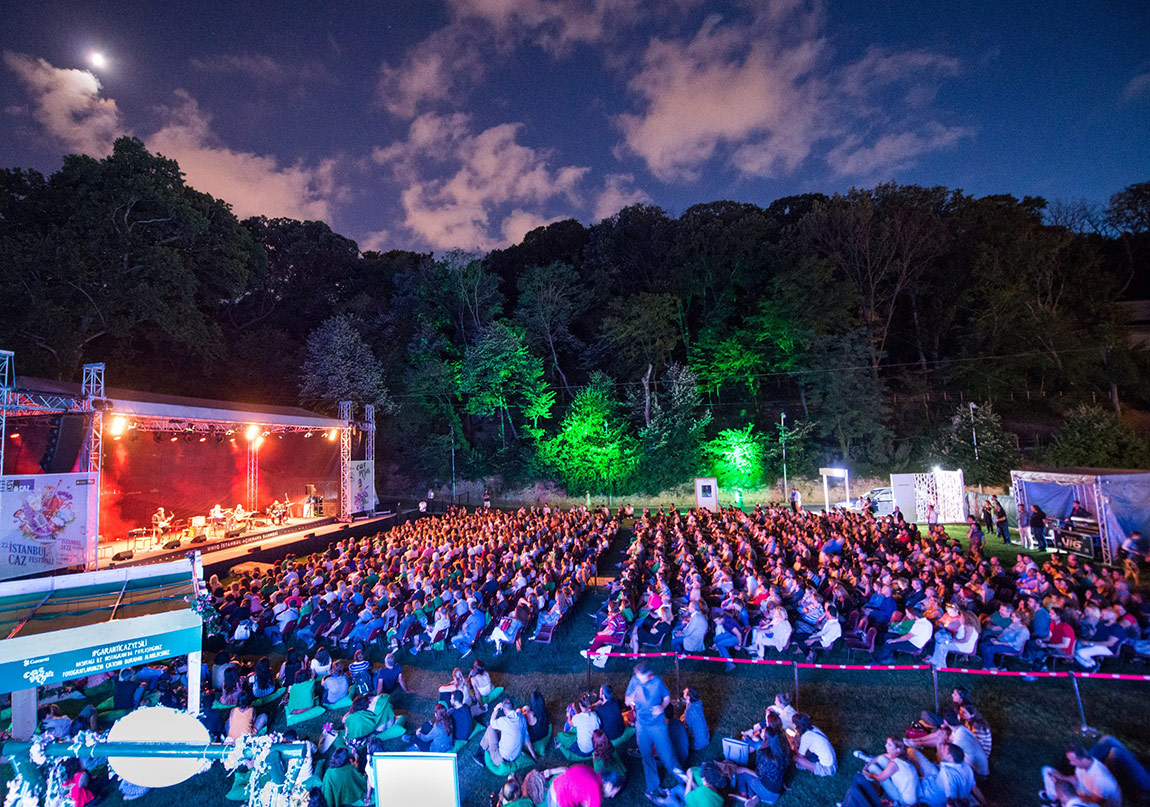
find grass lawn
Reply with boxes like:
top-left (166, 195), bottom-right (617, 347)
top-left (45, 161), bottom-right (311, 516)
top-left (21, 519), bottom-right (1149, 807)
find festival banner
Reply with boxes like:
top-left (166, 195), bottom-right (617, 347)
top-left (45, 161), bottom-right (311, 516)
top-left (0, 473), bottom-right (97, 581)
top-left (349, 460), bottom-right (377, 514)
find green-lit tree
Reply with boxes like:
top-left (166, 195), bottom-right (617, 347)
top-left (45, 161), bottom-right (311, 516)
top-left (460, 322), bottom-right (554, 447)
top-left (542, 374), bottom-right (638, 495)
top-left (1043, 406), bottom-right (1150, 469)
top-left (637, 364), bottom-right (711, 492)
top-left (705, 424), bottom-right (767, 489)
top-left (930, 403), bottom-right (1020, 486)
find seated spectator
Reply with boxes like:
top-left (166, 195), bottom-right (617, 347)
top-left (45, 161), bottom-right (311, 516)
top-left (347, 649), bottom-right (372, 696)
top-left (557, 695), bottom-right (600, 757)
top-left (751, 605), bottom-right (793, 659)
top-left (801, 604), bottom-right (842, 663)
top-left (452, 601), bottom-right (486, 656)
top-left (469, 660), bottom-right (495, 707)
top-left (1090, 735), bottom-right (1150, 804)
top-left (524, 690), bottom-right (551, 749)
top-left (711, 608), bottom-right (743, 671)
top-left (841, 736), bottom-right (920, 807)
top-left (593, 685), bottom-right (627, 743)
top-left (792, 712), bottom-right (837, 778)
top-left (929, 604), bottom-right (980, 668)
top-left (910, 743), bottom-right (977, 807)
top-left (321, 746), bottom-right (367, 807)
top-left (409, 703), bottom-right (455, 753)
top-left (585, 602), bottom-right (628, 657)
top-left (310, 647), bottom-right (333, 679)
top-left (980, 609), bottom-right (1030, 671)
top-left (1030, 609), bottom-right (1077, 670)
top-left (906, 710), bottom-right (989, 778)
top-left (478, 696), bottom-right (534, 768)
top-left (249, 657), bottom-right (279, 700)
top-left (374, 653), bottom-right (411, 697)
top-left (680, 688), bottom-right (710, 752)
top-left (227, 690), bottom-right (268, 740)
top-left (1040, 742), bottom-right (1122, 807)
top-left (321, 661), bottom-right (351, 706)
top-left (1075, 608), bottom-right (1125, 670)
top-left (876, 604), bottom-right (933, 663)
top-left (725, 739), bottom-right (785, 805)
top-left (438, 668), bottom-right (474, 707)
top-left (652, 760), bottom-right (727, 807)
top-left (448, 690), bottom-right (474, 744)
top-left (672, 602), bottom-right (709, 653)
top-left (592, 730), bottom-right (627, 780)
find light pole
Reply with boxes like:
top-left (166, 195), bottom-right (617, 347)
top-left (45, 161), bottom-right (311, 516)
top-left (969, 402), bottom-right (979, 460)
top-left (780, 412), bottom-right (788, 503)
top-left (450, 424), bottom-right (457, 504)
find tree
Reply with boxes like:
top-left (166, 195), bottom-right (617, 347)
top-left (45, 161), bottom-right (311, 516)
top-left (1043, 406), bottom-right (1150, 469)
top-left (595, 292), bottom-right (680, 381)
top-left (800, 330), bottom-right (890, 465)
top-left (0, 137), bottom-right (259, 379)
top-left (459, 322), bottom-right (553, 447)
top-left (541, 374), bottom-right (638, 495)
top-left (514, 262), bottom-right (586, 397)
top-left (705, 424), bottom-right (767, 489)
top-left (299, 315), bottom-right (394, 414)
top-left (798, 184), bottom-right (951, 377)
top-left (930, 403), bottom-right (1020, 486)
top-left (636, 364), bottom-right (711, 492)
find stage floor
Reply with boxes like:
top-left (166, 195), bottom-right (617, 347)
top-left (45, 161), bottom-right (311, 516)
top-left (98, 513), bottom-right (394, 569)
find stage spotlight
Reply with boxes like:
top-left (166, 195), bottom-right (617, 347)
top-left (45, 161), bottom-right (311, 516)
top-left (170, 435), bottom-right (179, 442)
top-left (305, 431), bottom-right (313, 438)
top-left (8, 432), bottom-right (19, 439)
top-left (327, 429), bottom-right (338, 441)
top-left (108, 415), bottom-right (126, 437)
top-left (225, 428), bottom-right (235, 435)
top-left (256, 436), bottom-right (265, 447)
top-left (198, 435), bottom-right (207, 443)
top-left (277, 433), bottom-right (284, 440)
top-left (245, 424), bottom-right (259, 441)
top-left (262, 430), bottom-right (270, 438)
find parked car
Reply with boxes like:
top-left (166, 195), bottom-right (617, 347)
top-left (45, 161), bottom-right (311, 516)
top-left (836, 486), bottom-right (895, 516)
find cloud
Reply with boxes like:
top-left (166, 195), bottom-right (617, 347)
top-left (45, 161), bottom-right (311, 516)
top-left (376, 27), bottom-right (484, 118)
top-left (377, 0), bottom-right (643, 119)
top-left (2, 50), bottom-right (126, 156)
top-left (1121, 72), bottom-right (1150, 103)
top-left (593, 173), bottom-right (651, 221)
top-left (373, 113), bottom-right (589, 250)
top-left (826, 123), bottom-right (972, 178)
top-left (616, 5), bottom-right (967, 181)
top-left (147, 91), bottom-right (340, 221)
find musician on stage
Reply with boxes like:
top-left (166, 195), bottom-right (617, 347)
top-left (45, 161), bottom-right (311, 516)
top-left (209, 504), bottom-right (226, 536)
top-left (1068, 499), bottom-right (1093, 521)
top-left (152, 507), bottom-right (172, 544)
top-left (269, 499), bottom-right (287, 526)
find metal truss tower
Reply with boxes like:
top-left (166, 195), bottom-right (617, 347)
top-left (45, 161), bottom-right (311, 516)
top-left (339, 401), bottom-right (352, 521)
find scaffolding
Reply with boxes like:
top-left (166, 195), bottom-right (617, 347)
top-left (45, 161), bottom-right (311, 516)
top-left (338, 401), bottom-right (352, 521)
top-left (81, 364), bottom-right (105, 569)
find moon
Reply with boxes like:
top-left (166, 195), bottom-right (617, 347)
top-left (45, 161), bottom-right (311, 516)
top-left (89, 52), bottom-right (106, 69)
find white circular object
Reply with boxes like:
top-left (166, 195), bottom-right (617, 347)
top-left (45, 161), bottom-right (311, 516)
top-left (106, 706), bottom-right (211, 788)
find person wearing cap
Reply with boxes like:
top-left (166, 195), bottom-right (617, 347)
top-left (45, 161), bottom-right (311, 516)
top-left (625, 662), bottom-right (684, 797)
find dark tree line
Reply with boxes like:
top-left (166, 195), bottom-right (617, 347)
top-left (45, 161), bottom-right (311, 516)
top-left (2, 138), bottom-right (1148, 492)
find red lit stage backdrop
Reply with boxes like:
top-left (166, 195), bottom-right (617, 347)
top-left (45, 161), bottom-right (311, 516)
top-left (100, 434), bottom-right (340, 540)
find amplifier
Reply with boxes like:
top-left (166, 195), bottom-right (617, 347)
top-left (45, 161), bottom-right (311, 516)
top-left (112, 550), bottom-right (134, 561)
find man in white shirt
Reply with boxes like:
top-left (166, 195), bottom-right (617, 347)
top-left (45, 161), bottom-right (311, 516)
top-left (479, 697), bottom-right (527, 767)
top-left (802, 604), bottom-right (842, 663)
top-left (793, 712), bottom-right (837, 777)
top-left (915, 743), bottom-right (975, 806)
top-left (1042, 743), bottom-right (1122, 807)
top-left (877, 604), bottom-right (934, 662)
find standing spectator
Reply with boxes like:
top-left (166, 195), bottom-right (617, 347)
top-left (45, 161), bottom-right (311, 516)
top-left (991, 496), bottom-right (1011, 544)
top-left (966, 516), bottom-right (985, 555)
top-left (625, 662), bottom-right (685, 798)
top-left (1031, 504), bottom-right (1048, 551)
top-left (681, 688), bottom-right (710, 752)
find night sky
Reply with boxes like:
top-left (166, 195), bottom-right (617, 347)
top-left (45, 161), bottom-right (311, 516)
top-left (3, 1), bottom-right (1148, 253)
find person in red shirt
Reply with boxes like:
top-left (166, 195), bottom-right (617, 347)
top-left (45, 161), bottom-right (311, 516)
top-left (1032, 608), bottom-right (1076, 670)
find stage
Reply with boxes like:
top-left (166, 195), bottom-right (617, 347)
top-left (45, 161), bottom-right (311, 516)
top-left (98, 513), bottom-right (395, 570)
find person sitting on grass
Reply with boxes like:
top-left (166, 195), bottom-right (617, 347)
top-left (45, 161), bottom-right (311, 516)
top-left (721, 735), bottom-right (786, 806)
top-left (321, 746), bottom-right (366, 807)
top-left (438, 668), bottom-right (475, 709)
top-left (840, 736), bottom-right (920, 807)
top-left (408, 703), bottom-right (455, 753)
top-left (447, 690), bottom-right (474, 744)
top-left (593, 685), bottom-right (628, 743)
top-left (909, 743), bottom-right (978, 807)
top-left (558, 695), bottom-right (601, 757)
top-left (652, 761), bottom-right (728, 807)
top-left (226, 690), bottom-right (268, 740)
top-left (320, 661), bottom-right (350, 707)
top-left (477, 697), bottom-right (535, 769)
top-left (592, 730), bottom-right (626, 780)
top-left (524, 690), bottom-right (551, 750)
top-left (791, 712), bottom-right (837, 778)
top-left (374, 653), bottom-right (412, 697)
top-left (1040, 742), bottom-right (1122, 807)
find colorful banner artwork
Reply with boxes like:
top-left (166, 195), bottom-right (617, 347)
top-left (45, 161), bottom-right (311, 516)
top-left (0, 473), bottom-right (97, 581)
top-left (349, 460), bottom-right (377, 514)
